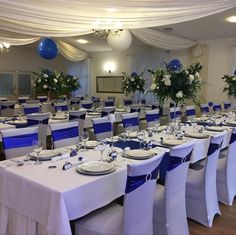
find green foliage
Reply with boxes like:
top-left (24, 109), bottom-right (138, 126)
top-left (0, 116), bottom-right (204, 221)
top-left (222, 74), bottom-right (236, 98)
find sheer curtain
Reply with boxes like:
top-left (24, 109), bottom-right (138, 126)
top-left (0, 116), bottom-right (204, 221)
top-left (128, 51), bottom-right (167, 104)
top-left (68, 58), bottom-right (91, 97)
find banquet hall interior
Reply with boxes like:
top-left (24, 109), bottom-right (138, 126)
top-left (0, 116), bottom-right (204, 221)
top-left (1, 1), bottom-right (236, 235)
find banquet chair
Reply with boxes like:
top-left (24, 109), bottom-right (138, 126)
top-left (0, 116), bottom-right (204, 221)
top-left (101, 106), bottom-right (116, 117)
top-left (18, 96), bottom-right (29, 104)
top-left (107, 96), bottom-right (115, 101)
top-left (69, 109), bottom-right (86, 136)
top-left (200, 103), bottom-right (210, 115)
top-left (151, 103), bottom-right (159, 110)
top-left (26, 112), bottom-right (50, 149)
top-left (92, 116), bottom-right (113, 141)
top-left (37, 95), bottom-right (48, 103)
top-left (139, 98), bottom-right (146, 105)
top-left (121, 112), bottom-right (140, 132)
top-left (185, 105), bottom-right (196, 121)
top-left (50, 122), bottom-right (79, 149)
top-left (74, 151), bottom-right (165, 235)
top-left (70, 97), bottom-right (80, 109)
top-left (169, 107), bottom-right (181, 122)
top-left (53, 102), bottom-right (68, 112)
top-left (213, 103), bottom-right (222, 112)
top-left (26, 99), bottom-right (40, 104)
top-left (81, 100), bottom-right (93, 109)
top-left (145, 109), bottom-right (160, 127)
top-left (22, 103), bottom-right (40, 115)
top-left (223, 101), bottom-right (231, 112)
top-left (153, 141), bottom-right (195, 235)
top-left (104, 99), bottom-right (115, 107)
top-left (0, 126), bottom-right (38, 159)
top-left (217, 128), bottom-right (236, 206)
top-left (0, 101), bottom-right (16, 117)
top-left (130, 105), bottom-right (141, 113)
top-left (123, 98), bottom-right (132, 106)
top-left (186, 132), bottom-right (225, 227)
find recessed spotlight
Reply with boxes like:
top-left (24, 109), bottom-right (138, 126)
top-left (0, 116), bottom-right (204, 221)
top-left (77, 39), bottom-right (89, 44)
top-left (226, 16), bottom-right (236, 23)
top-left (106, 8), bottom-right (118, 12)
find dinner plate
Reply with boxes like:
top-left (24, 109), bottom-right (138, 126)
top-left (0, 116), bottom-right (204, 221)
top-left (51, 115), bottom-right (68, 120)
top-left (122, 149), bottom-right (155, 160)
top-left (127, 131), bottom-right (138, 138)
top-left (81, 140), bottom-right (100, 149)
top-left (184, 132), bottom-right (209, 139)
top-left (205, 126), bottom-right (226, 132)
top-left (87, 112), bottom-right (101, 116)
top-left (29, 150), bottom-right (59, 161)
top-left (116, 108), bottom-right (126, 112)
top-left (226, 121), bottom-right (236, 126)
top-left (162, 139), bottom-right (186, 147)
top-left (76, 161), bottom-right (116, 175)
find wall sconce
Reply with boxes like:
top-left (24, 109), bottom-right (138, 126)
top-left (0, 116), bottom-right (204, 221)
top-left (104, 62), bottom-right (116, 74)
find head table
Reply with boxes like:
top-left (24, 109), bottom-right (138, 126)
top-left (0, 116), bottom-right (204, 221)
top-left (0, 123), bottom-right (233, 235)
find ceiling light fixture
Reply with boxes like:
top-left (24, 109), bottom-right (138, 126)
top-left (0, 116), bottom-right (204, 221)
top-left (0, 42), bottom-right (10, 52)
top-left (92, 20), bottom-right (123, 38)
top-left (226, 16), bottom-right (236, 23)
top-left (77, 39), bottom-right (89, 44)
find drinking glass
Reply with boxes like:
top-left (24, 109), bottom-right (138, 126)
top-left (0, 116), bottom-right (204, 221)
top-left (154, 119), bottom-right (160, 132)
top-left (81, 131), bottom-right (89, 151)
top-left (32, 140), bottom-right (43, 165)
top-left (97, 141), bottom-right (106, 161)
top-left (137, 131), bottom-right (145, 149)
top-left (125, 123), bottom-right (133, 140)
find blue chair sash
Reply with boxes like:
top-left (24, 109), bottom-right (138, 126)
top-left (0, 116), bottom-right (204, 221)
top-left (201, 106), bottom-right (209, 113)
top-left (170, 111), bottom-right (181, 119)
top-left (158, 151), bottom-right (192, 185)
top-left (24, 107), bottom-right (39, 114)
top-left (70, 100), bottom-right (80, 105)
top-left (213, 105), bottom-right (221, 111)
top-left (186, 109), bottom-right (195, 116)
top-left (39, 98), bottom-right (48, 102)
top-left (55, 105), bottom-right (68, 112)
top-left (152, 105), bottom-right (158, 110)
top-left (131, 108), bottom-right (141, 113)
top-left (19, 99), bottom-right (26, 104)
top-left (69, 113), bottom-right (85, 121)
top-left (104, 101), bottom-right (114, 107)
top-left (52, 127), bottom-right (78, 142)
top-left (3, 133), bottom-right (38, 149)
top-left (124, 100), bottom-right (132, 105)
top-left (122, 117), bottom-right (139, 128)
top-left (146, 113), bottom-right (159, 123)
top-left (1, 104), bottom-right (15, 110)
top-left (93, 122), bottom-right (112, 134)
top-left (82, 103), bottom-right (92, 109)
top-left (207, 142), bottom-right (221, 156)
top-left (224, 103), bottom-right (231, 109)
top-left (28, 118), bottom-right (49, 126)
top-left (229, 133), bottom-right (236, 144)
top-left (125, 164), bottom-right (159, 193)
top-left (208, 102), bottom-right (214, 107)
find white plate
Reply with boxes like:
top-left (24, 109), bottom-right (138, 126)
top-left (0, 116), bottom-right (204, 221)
top-left (76, 161), bottom-right (116, 175)
top-left (116, 108), bottom-right (126, 112)
top-left (127, 131), bottom-right (138, 138)
top-left (184, 132), bottom-right (209, 139)
top-left (162, 139), bottom-right (186, 146)
top-left (205, 126), bottom-right (226, 132)
top-left (51, 115), bottom-right (68, 120)
top-left (87, 112), bottom-right (101, 116)
top-left (226, 121), bottom-right (236, 125)
top-left (30, 150), bottom-right (58, 161)
top-left (122, 149), bottom-right (155, 160)
top-left (81, 140), bottom-right (99, 149)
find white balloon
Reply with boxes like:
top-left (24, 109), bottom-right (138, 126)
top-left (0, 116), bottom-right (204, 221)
top-left (107, 29), bottom-right (132, 51)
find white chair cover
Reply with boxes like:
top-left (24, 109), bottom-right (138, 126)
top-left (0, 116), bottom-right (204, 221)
top-left (123, 98), bottom-right (132, 106)
top-left (121, 112), bottom-right (140, 132)
top-left (213, 103), bottom-right (222, 112)
top-left (69, 109), bottom-right (86, 137)
top-left (104, 99), bottom-right (115, 107)
top-left (145, 109), bottom-right (160, 127)
top-left (22, 103), bottom-right (40, 115)
top-left (223, 101), bottom-right (231, 112)
top-left (186, 132), bottom-right (225, 227)
top-left (18, 96), bottom-right (30, 104)
top-left (25, 99), bottom-right (40, 104)
top-left (169, 107), bottom-right (181, 122)
top-left (92, 116), bottom-right (112, 141)
top-left (26, 113), bottom-right (51, 149)
top-left (185, 105), bottom-right (196, 121)
top-left (101, 106), bottom-right (116, 117)
top-left (0, 101), bottom-right (16, 117)
top-left (153, 141), bottom-right (195, 235)
top-left (0, 126), bottom-right (39, 159)
top-left (74, 152), bottom-right (164, 235)
top-left (80, 100), bottom-right (93, 109)
top-left (37, 95), bottom-right (48, 103)
top-left (70, 97), bottom-right (80, 109)
top-left (200, 103), bottom-right (209, 115)
top-left (50, 122), bottom-right (79, 149)
top-left (217, 128), bottom-right (236, 205)
top-left (53, 102), bottom-right (68, 112)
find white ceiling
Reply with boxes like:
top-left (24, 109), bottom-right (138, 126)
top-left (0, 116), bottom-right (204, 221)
top-left (19, 7), bottom-right (236, 54)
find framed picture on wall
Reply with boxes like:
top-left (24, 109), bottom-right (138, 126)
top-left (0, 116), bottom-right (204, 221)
top-left (96, 76), bottom-right (123, 93)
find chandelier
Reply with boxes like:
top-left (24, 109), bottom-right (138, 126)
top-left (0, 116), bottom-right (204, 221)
top-left (92, 20), bottom-right (123, 38)
top-left (0, 42), bottom-right (10, 52)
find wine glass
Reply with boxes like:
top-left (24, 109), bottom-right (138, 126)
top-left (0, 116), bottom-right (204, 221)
top-left (32, 140), bottom-right (43, 165)
top-left (202, 111), bottom-right (207, 121)
top-left (191, 119), bottom-right (197, 133)
top-left (125, 123), bottom-right (133, 140)
top-left (137, 131), bottom-right (145, 149)
top-left (154, 119), bottom-right (160, 132)
top-left (97, 141), bottom-right (106, 161)
top-left (81, 131), bottom-right (89, 152)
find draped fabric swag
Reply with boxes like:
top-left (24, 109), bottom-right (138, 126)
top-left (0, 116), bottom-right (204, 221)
top-left (0, 0), bottom-right (235, 61)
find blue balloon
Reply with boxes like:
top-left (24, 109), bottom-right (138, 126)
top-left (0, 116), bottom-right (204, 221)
top-left (38, 38), bottom-right (58, 60)
top-left (167, 59), bottom-right (182, 71)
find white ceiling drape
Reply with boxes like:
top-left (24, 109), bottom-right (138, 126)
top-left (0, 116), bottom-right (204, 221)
top-left (0, 0), bottom-right (235, 61)
top-left (130, 28), bottom-right (196, 50)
